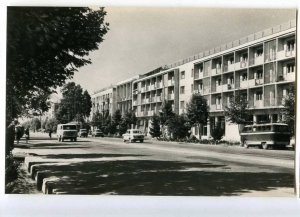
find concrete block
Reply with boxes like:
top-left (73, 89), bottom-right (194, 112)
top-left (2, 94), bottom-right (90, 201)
top-left (42, 177), bottom-right (60, 194)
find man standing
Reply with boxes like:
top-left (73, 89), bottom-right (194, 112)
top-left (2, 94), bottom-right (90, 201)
top-left (6, 119), bottom-right (18, 155)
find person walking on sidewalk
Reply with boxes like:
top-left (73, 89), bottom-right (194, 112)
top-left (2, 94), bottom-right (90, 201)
top-left (25, 127), bottom-right (30, 144)
top-left (49, 129), bottom-right (52, 139)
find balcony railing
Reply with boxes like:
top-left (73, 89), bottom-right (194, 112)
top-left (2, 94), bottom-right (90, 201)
top-left (285, 72), bottom-right (295, 81)
top-left (254, 55), bottom-right (264, 65)
top-left (224, 64), bottom-right (235, 72)
top-left (235, 61), bottom-right (247, 70)
top-left (156, 82), bottom-right (162, 88)
top-left (168, 94), bottom-right (175, 100)
top-left (253, 100), bottom-right (263, 108)
top-left (210, 104), bottom-right (222, 111)
top-left (255, 78), bottom-right (264, 85)
top-left (168, 79), bottom-right (175, 86)
top-left (211, 68), bottom-right (221, 76)
top-left (222, 83), bottom-right (234, 91)
top-left (216, 85), bottom-right (222, 92)
top-left (156, 96), bottom-right (162, 102)
top-left (240, 80), bottom-right (248, 88)
top-left (277, 49), bottom-right (296, 59)
top-left (193, 89), bottom-right (203, 95)
top-left (141, 87), bottom-right (145, 92)
top-left (133, 101), bottom-right (138, 106)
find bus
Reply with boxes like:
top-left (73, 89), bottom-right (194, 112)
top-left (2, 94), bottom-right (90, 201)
top-left (240, 123), bottom-right (290, 149)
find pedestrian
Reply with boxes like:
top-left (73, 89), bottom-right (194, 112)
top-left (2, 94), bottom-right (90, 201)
top-left (49, 129), bottom-right (52, 139)
top-left (15, 124), bottom-right (22, 144)
top-left (25, 127), bottom-right (30, 144)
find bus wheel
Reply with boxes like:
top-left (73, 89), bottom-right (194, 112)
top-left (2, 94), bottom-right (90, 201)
top-left (262, 142), bottom-right (268, 150)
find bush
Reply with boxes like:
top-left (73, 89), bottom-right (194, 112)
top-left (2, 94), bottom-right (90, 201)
top-left (5, 153), bottom-right (21, 192)
top-left (211, 124), bottom-right (224, 142)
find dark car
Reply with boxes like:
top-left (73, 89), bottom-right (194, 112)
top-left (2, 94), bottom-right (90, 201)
top-left (92, 129), bottom-right (104, 137)
top-left (78, 129), bottom-right (88, 138)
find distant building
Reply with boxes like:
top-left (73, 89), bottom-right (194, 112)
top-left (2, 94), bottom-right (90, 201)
top-left (116, 75), bottom-right (142, 116)
top-left (92, 20), bottom-right (296, 141)
top-left (91, 85), bottom-right (117, 118)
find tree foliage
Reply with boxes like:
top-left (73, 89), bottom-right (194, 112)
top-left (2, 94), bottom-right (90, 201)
top-left (186, 94), bottom-right (208, 126)
top-left (211, 122), bottom-right (224, 142)
top-left (168, 114), bottom-right (190, 139)
top-left (159, 100), bottom-right (175, 125)
top-left (55, 82), bottom-right (92, 123)
top-left (91, 110), bottom-right (103, 127)
top-left (224, 92), bottom-right (251, 126)
top-left (149, 114), bottom-right (161, 138)
top-left (6, 7), bottom-right (109, 122)
top-left (281, 85), bottom-right (295, 136)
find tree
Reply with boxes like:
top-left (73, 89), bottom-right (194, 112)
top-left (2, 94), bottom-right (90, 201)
top-left (31, 117), bottom-right (41, 132)
top-left (149, 114), bottom-right (161, 138)
top-left (118, 110), bottom-right (138, 135)
top-left (186, 94), bottom-right (208, 138)
top-left (45, 118), bottom-right (58, 132)
top-left (224, 92), bottom-right (251, 133)
top-left (281, 86), bottom-right (295, 137)
top-left (159, 100), bottom-right (175, 126)
top-left (6, 7), bottom-right (109, 122)
top-left (55, 82), bottom-right (92, 123)
top-left (91, 110), bottom-right (103, 128)
top-left (168, 114), bottom-right (190, 140)
top-left (211, 122), bottom-right (224, 144)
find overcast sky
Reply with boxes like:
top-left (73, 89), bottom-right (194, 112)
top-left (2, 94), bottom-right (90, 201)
top-left (71, 7), bottom-right (296, 94)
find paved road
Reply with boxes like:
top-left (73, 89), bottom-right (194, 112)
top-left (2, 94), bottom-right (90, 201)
top-left (13, 134), bottom-right (295, 196)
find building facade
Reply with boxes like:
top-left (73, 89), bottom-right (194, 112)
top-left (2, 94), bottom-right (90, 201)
top-left (91, 85), bottom-right (117, 118)
top-left (116, 75), bottom-right (141, 116)
top-left (92, 20), bottom-right (296, 141)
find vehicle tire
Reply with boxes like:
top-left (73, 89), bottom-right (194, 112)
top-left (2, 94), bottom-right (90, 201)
top-left (140, 140), bottom-right (144, 143)
top-left (262, 142), bottom-right (268, 150)
top-left (74, 138), bottom-right (77, 142)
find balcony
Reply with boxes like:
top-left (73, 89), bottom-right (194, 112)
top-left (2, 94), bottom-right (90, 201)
top-left (211, 68), bottom-right (221, 76)
top-left (210, 104), bottom-right (222, 111)
top-left (254, 100), bottom-right (263, 108)
top-left (168, 94), bottom-right (174, 100)
top-left (255, 78), bottom-right (264, 85)
top-left (150, 97), bottom-right (156, 103)
top-left (240, 80), bottom-right (248, 88)
top-left (148, 110), bottom-right (154, 116)
top-left (277, 49), bottom-right (296, 60)
top-left (216, 85), bottom-right (222, 92)
top-left (145, 98), bottom-right (150, 103)
top-left (150, 84), bottom-right (156, 90)
top-left (133, 101), bottom-right (138, 106)
top-left (235, 61), bottom-right (247, 70)
top-left (193, 89), bottom-right (203, 95)
top-left (168, 79), bottom-right (175, 86)
top-left (223, 83), bottom-right (234, 91)
top-left (143, 111), bottom-right (148, 116)
top-left (285, 72), bottom-right (295, 82)
top-left (156, 82), bottom-right (162, 88)
top-left (156, 96), bottom-right (162, 102)
top-left (194, 71), bottom-right (203, 79)
top-left (146, 86), bottom-right (150, 91)
top-left (253, 55), bottom-right (264, 65)
top-left (141, 87), bottom-right (145, 92)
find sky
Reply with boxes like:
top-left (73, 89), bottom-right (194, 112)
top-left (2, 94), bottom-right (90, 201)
top-left (70, 7), bottom-right (297, 94)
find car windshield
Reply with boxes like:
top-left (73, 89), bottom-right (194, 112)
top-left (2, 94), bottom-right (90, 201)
top-left (63, 125), bottom-right (77, 130)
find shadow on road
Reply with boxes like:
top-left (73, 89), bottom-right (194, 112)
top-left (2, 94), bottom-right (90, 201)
top-left (28, 160), bottom-right (294, 196)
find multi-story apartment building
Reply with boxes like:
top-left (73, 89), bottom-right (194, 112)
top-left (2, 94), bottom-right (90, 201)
top-left (116, 75), bottom-right (141, 116)
top-left (91, 85), bottom-right (117, 118)
top-left (132, 20), bottom-right (296, 140)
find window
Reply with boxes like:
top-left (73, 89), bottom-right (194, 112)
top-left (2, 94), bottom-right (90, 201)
top-left (287, 63), bottom-right (295, 73)
top-left (180, 86), bottom-right (185, 94)
top-left (180, 101), bottom-right (185, 109)
top-left (191, 84), bottom-right (194, 93)
top-left (181, 71), bottom-right (185, 79)
top-left (242, 73), bottom-right (247, 81)
top-left (256, 92), bottom-right (263, 100)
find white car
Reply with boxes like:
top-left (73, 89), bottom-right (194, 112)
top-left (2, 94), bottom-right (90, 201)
top-left (123, 129), bottom-right (144, 143)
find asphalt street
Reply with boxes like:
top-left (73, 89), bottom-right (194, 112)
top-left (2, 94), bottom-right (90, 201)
top-left (12, 133), bottom-right (295, 196)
